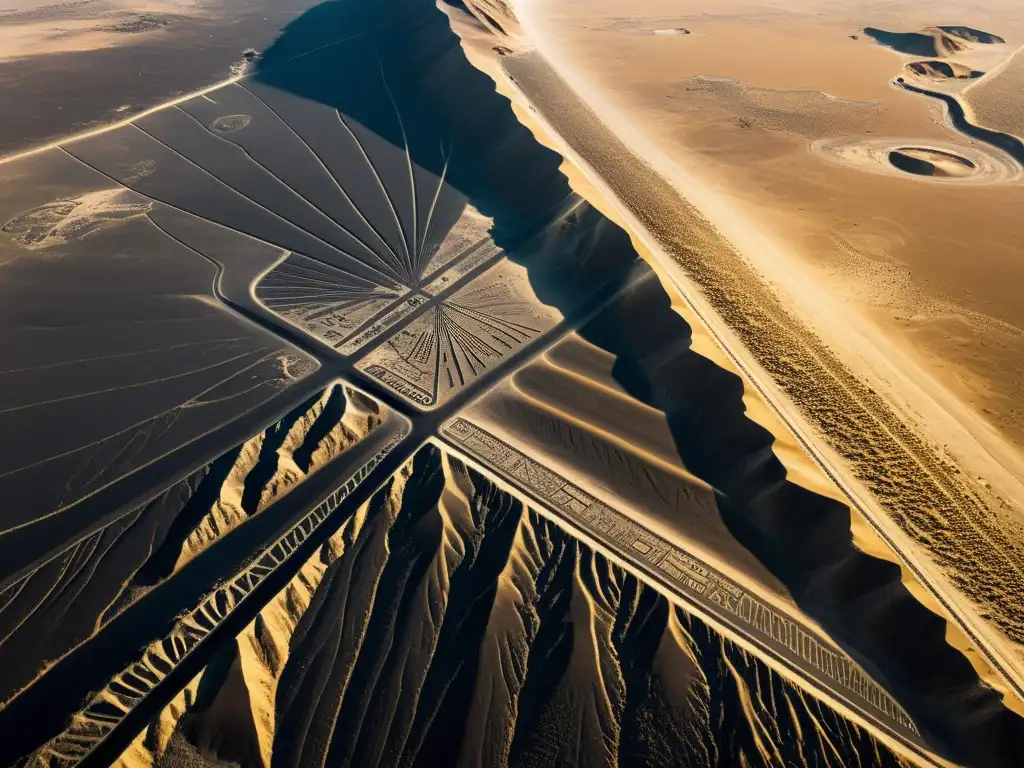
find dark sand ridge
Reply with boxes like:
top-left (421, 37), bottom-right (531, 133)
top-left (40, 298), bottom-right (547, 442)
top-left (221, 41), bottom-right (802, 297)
top-left (905, 60), bottom-right (983, 79)
top-left (106, 446), bottom-right (913, 768)
top-left (0, 1), bottom-right (930, 766)
top-left (864, 26), bottom-right (1004, 58)
top-left (0, 0), bottom-right (1018, 764)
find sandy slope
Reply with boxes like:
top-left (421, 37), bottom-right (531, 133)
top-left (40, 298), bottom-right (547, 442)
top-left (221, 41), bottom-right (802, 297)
top-left (964, 45), bottom-right (1024, 140)
top-left (106, 446), bottom-right (914, 768)
top-left (497, 0), bottom-right (1024, 703)
top-left (0, 382), bottom-right (382, 707)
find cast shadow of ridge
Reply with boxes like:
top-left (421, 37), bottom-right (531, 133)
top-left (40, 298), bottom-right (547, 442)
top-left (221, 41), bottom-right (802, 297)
top-left (252, 0), bottom-right (573, 258)
top-left (574, 265), bottom-right (1024, 767)
top-left (247, 0), bottom-right (1024, 766)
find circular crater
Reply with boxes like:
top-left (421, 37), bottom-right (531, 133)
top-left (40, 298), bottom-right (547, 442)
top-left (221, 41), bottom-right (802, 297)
top-left (210, 114), bottom-right (252, 134)
top-left (888, 147), bottom-right (975, 177)
top-left (810, 137), bottom-right (1020, 184)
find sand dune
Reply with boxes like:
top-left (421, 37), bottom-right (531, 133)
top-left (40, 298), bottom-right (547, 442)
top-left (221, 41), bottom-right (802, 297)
top-left (169, 384), bottom-right (383, 573)
top-left (19, 412), bottom-right (402, 768)
top-left (100, 446), bottom-right (914, 768)
top-left (937, 26), bottom-right (1006, 45)
top-left (862, 27), bottom-right (996, 58)
top-left (0, 381), bottom-right (389, 722)
top-left (452, 271), bottom-right (1024, 765)
top-left (888, 148), bottom-right (977, 178)
top-left (906, 60), bottom-right (983, 79)
top-left (864, 27), bottom-right (966, 58)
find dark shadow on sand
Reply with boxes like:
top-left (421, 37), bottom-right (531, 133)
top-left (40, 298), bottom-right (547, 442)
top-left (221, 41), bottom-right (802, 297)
top-left (5, 1), bottom-right (1023, 766)
top-left (255, 3), bottom-right (1024, 765)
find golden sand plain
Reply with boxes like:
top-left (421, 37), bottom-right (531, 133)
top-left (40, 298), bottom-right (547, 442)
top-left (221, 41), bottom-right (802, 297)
top-left (433, 8), bottom-right (1024, 756)
top-left (521, 0), bottom-right (1024, 462)
top-left (0, 1), bottom-right (192, 61)
top-left (964, 44), bottom-right (1024, 139)
top-left (466, 0), bottom-right (1024, 708)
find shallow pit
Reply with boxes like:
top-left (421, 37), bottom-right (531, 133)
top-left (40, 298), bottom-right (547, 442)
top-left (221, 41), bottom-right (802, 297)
top-left (888, 147), bottom-right (977, 177)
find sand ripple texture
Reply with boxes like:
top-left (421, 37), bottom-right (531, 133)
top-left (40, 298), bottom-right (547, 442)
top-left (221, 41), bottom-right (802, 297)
top-left (810, 137), bottom-right (1022, 183)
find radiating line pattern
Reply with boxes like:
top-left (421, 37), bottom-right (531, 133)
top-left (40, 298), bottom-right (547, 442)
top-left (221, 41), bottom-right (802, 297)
top-left (27, 53), bottom-right (559, 411)
top-left (356, 260), bottom-right (563, 408)
top-left (51, 70), bottom-right (480, 339)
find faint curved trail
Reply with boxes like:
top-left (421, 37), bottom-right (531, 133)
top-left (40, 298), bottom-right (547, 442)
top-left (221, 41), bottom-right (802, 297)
top-left (0, 16), bottom-right (413, 169)
top-left (0, 350), bottom-right (281, 487)
top-left (895, 78), bottom-right (1024, 166)
top-left (0, 338), bottom-right (249, 376)
top-left (58, 147), bottom-right (387, 294)
top-left (0, 349), bottom-right (267, 415)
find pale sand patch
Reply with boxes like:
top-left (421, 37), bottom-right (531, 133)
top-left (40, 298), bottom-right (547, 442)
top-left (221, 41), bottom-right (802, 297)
top-left (0, 1), bottom-right (199, 61)
top-left (964, 44), bottom-right (1024, 139)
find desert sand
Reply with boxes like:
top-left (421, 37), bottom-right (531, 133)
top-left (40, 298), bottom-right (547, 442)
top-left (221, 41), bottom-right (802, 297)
top-left (505, 0), bottom-right (1024, 712)
top-left (90, 446), bottom-right (918, 768)
top-left (3, 0), bottom-right (1024, 765)
top-left (0, 0), bottom-right (327, 154)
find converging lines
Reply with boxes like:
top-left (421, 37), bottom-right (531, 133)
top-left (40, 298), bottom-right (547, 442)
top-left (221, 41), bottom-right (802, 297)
top-left (127, 121), bottom-right (402, 290)
top-left (375, 50), bottom-right (420, 264)
top-left (334, 108), bottom-right (417, 283)
top-left (174, 82), bottom-right (418, 288)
